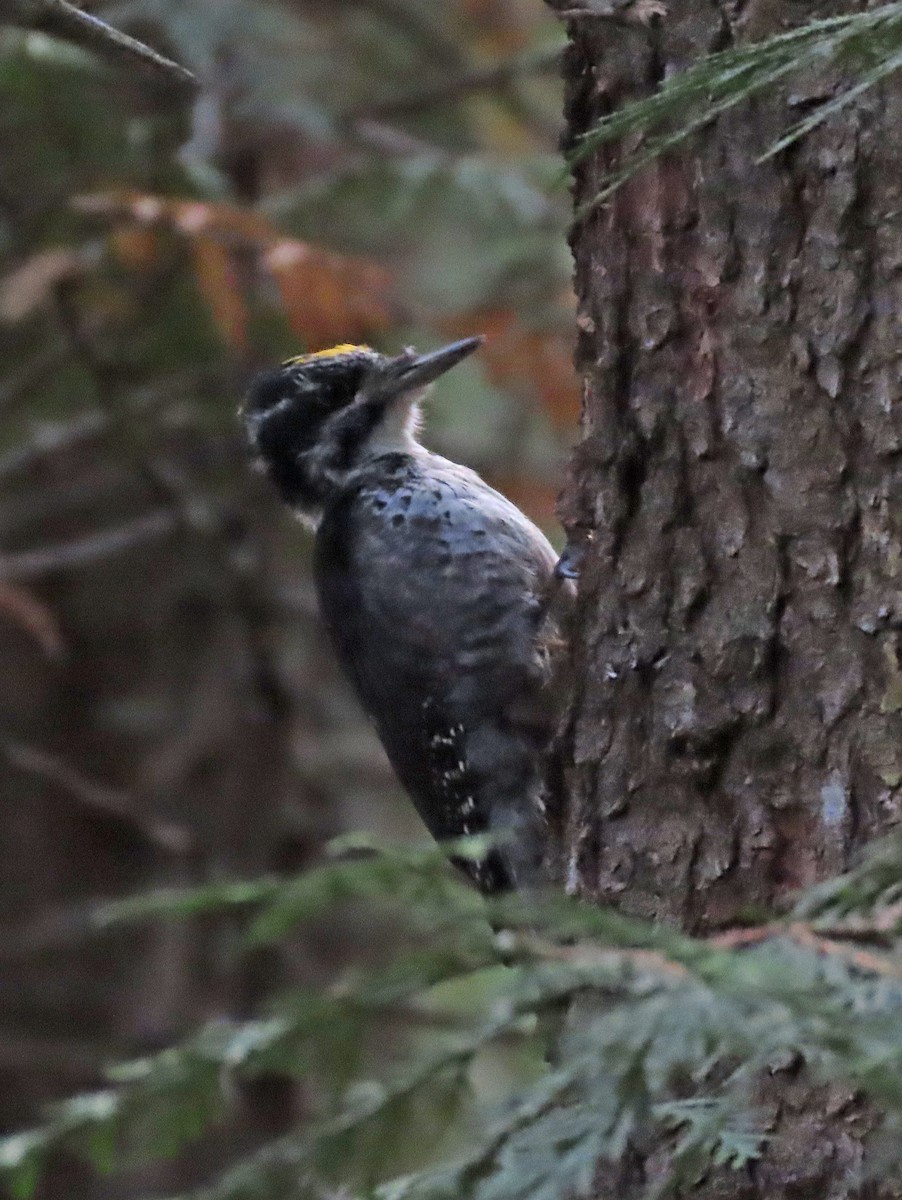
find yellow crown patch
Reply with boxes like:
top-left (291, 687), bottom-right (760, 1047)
top-left (283, 343), bottom-right (371, 366)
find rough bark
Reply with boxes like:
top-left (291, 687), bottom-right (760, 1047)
top-left (555, 0), bottom-right (902, 1194)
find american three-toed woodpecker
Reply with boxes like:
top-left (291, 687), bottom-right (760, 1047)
top-left (241, 337), bottom-right (566, 892)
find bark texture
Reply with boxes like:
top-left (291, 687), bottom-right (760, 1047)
top-left (555, 0), bottom-right (902, 1194)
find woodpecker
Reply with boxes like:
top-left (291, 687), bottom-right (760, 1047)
top-left (241, 337), bottom-right (568, 892)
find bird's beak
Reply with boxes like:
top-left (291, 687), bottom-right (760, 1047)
top-left (391, 336), bottom-right (484, 392)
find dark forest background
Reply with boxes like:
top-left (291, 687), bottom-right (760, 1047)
top-left (0, 2), bottom-right (574, 1194)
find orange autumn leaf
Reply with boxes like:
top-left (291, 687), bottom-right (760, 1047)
top-left (443, 309), bottom-right (580, 430)
top-left (170, 198), bottom-right (276, 244)
top-left (109, 227), bottom-right (161, 272)
top-left (73, 191), bottom-right (394, 350)
top-left (74, 192), bottom-right (274, 244)
top-left (265, 239), bottom-right (394, 350)
top-left (190, 236), bottom-right (249, 351)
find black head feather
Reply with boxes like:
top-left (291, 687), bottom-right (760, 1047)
top-left (241, 338), bottom-right (483, 516)
top-left (241, 346), bottom-right (382, 510)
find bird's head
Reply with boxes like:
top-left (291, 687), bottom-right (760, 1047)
top-left (241, 336), bottom-right (483, 519)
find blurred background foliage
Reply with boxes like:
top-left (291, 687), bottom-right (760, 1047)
top-left (0, 1), bottom-right (574, 1194)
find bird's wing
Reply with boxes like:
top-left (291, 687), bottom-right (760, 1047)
top-left (315, 455), bottom-right (557, 716)
top-left (313, 454), bottom-right (559, 886)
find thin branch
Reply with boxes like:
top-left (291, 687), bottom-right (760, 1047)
top-left (709, 921), bottom-right (902, 980)
top-left (0, 580), bottom-right (65, 659)
top-left (2, 740), bottom-right (194, 855)
top-left (0, 409), bottom-right (109, 480)
top-left (0, 509), bottom-right (178, 579)
top-left (0, 0), bottom-right (197, 95)
top-left (350, 117), bottom-right (443, 158)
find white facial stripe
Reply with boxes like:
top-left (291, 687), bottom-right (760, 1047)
top-left (243, 395), bottom-right (293, 447)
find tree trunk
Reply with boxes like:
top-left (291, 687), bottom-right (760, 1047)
top-left (554, 0), bottom-right (902, 1194)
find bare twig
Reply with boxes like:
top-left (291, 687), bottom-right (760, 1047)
top-left (0, 509), bottom-right (178, 579)
top-left (2, 740), bottom-right (193, 855)
top-left (0, 0), bottom-right (197, 94)
top-left (351, 118), bottom-right (443, 159)
top-left (0, 408), bottom-right (109, 480)
top-left (0, 580), bottom-right (65, 658)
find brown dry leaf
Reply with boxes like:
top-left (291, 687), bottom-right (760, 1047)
top-left (75, 191), bottom-right (394, 350)
top-left (190, 236), bottom-right (249, 350)
top-left (443, 309), bottom-right (580, 430)
top-left (0, 248), bottom-right (84, 323)
top-left (110, 226), bottom-right (161, 271)
top-left (266, 239), bottom-right (394, 349)
top-left (170, 197), bottom-right (274, 244)
top-left (0, 581), bottom-right (65, 659)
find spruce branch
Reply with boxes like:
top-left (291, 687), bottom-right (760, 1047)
top-left (571, 2), bottom-right (902, 207)
top-left (3, 835), bottom-right (902, 1199)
